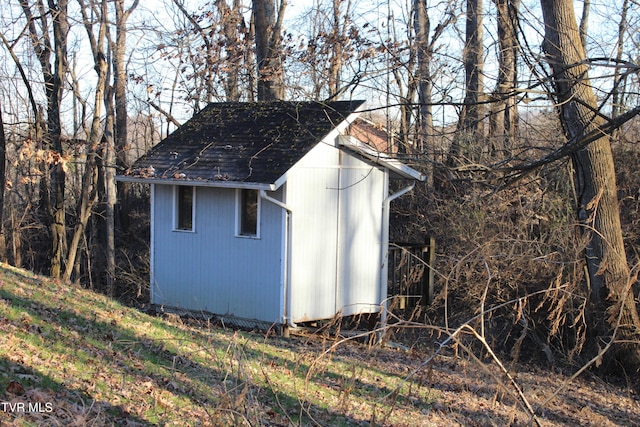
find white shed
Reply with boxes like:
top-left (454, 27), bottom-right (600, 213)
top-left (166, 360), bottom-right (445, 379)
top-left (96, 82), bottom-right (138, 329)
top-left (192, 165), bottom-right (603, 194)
top-left (118, 101), bottom-right (424, 330)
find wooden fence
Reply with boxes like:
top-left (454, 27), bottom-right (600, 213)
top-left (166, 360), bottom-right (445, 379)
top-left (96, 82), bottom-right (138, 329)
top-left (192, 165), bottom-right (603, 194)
top-left (387, 238), bottom-right (435, 314)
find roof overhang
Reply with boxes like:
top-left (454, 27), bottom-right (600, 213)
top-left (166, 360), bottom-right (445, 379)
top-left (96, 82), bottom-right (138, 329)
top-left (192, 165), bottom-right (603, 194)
top-left (337, 136), bottom-right (426, 181)
top-left (115, 175), bottom-right (276, 191)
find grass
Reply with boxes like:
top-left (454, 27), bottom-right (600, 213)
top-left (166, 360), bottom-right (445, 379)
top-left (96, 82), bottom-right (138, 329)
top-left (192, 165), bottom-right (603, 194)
top-left (3, 263), bottom-right (639, 426)
top-left (0, 263), bottom-right (436, 426)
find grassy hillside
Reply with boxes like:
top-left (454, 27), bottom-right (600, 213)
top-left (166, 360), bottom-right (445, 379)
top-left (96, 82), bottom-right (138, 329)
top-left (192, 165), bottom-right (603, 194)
top-left (0, 263), bottom-right (638, 426)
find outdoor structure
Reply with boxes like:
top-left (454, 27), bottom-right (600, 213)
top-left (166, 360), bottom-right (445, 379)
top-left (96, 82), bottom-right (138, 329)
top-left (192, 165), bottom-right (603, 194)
top-left (118, 100), bottom-right (425, 330)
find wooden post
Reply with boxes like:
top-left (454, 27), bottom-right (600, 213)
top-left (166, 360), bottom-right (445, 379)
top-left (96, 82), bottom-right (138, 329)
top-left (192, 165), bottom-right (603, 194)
top-left (422, 237), bottom-right (436, 305)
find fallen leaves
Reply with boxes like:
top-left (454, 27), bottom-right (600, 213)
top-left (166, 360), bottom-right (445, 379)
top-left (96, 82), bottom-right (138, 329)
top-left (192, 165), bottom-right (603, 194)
top-left (6, 380), bottom-right (25, 396)
top-left (0, 265), bottom-right (639, 427)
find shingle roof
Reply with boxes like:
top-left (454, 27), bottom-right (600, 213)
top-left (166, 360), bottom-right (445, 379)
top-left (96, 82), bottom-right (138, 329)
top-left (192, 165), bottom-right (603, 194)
top-left (123, 100), bottom-right (365, 186)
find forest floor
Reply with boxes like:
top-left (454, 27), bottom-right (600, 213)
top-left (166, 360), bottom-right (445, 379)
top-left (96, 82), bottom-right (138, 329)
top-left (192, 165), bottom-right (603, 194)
top-left (0, 263), bottom-right (638, 426)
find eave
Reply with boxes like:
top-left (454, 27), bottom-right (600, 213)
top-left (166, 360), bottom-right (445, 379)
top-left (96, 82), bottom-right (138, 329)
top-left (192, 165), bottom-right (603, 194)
top-left (337, 136), bottom-right (426, 181)
top-left (115, 175), bottom-right (276, 191)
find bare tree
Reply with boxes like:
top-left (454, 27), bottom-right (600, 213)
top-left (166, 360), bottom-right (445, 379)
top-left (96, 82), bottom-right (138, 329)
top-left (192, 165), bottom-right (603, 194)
top-left (412, 0), bottom-right (457, 187)
top-left (19, 0), bottom-right (69, 279)
top-left (216, 0), bottom-right (246, 101)
top-left (540, 0), bottom-right (640, 372)
top-left (326, 0), bottom-right (352, 98)
top-left (292, 0), bottom-right (375, 101)
top-left (610, 0), bottom-right (631, 143)
top-left (113, 0), bottom-right (138, 171)
top-left (65, 0), bottom-right (110, 284)
top-left (253, 0), bottom-right (286, 100)
top-left (448, 0), bottom-right (485, 165)
top-left (107, 0), bottom-right (139, 293)
top-left (488, 0), bottom-right (519, 155)
top-left (162, 0), bottom-right (251, 106)
top-left (578, 0), bottom-right (590, 50)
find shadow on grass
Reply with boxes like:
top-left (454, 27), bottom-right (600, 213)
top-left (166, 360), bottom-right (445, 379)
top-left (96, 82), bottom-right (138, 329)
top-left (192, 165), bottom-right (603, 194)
top-left (0, 273), bottom-right (381, 426)
top-left (0, 356), bottom-right (148, 425)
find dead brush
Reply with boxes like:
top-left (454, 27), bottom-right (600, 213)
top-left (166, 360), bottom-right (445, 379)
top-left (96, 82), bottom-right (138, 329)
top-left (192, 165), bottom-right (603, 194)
top-left (206, 332), bottom-right (261, 426)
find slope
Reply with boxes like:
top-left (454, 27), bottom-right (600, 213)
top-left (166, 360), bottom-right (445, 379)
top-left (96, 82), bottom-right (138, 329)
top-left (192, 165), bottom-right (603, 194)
top-left (0, 263), bottom-right (638, 426)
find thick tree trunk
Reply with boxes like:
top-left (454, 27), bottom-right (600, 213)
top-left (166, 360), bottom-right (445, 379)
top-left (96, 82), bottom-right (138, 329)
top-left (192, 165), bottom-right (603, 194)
top-left (449, 0), bottom-right (484, 165)
top-left (489, 0), bottom-right (519, 155)
top-left (253, 0), bottom-right (286, 100)
top-left (540, 0), bottom-right (640, 373)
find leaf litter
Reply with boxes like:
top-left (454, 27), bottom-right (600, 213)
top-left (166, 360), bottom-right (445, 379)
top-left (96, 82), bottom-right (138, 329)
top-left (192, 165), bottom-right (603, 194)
top-left (0, 263), bottom-right (638, 426)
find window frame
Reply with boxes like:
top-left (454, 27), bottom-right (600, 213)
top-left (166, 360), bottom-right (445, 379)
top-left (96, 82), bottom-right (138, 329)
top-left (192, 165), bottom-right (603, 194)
top-left (174, 185), bottom-right (196, 232)
top-left (236, 188), bottom-right (261, 238)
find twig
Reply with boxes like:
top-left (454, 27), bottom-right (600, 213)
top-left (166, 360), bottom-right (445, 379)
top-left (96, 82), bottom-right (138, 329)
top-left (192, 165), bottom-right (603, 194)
top-left (532, 263), bottom-right (640, 423)
top-left (480, 261), bottom-right (491, 339)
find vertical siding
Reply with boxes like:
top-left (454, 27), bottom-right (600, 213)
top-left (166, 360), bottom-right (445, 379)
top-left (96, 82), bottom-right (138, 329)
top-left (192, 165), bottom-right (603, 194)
top-left (336, 155), bottom-right (385, 316)
top-left (287, 143), bottom-right (384, 323)
top-left (151, 142), bottom-right (388, 325)
top-left (287, 143), bottom-right (340, 322)
top-left (152, 185), bottom-right (284, 323)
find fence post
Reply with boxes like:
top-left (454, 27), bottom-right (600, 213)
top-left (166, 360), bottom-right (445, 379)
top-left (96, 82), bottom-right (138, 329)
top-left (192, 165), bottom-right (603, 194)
top-left (427, 237), bottom-right (436, 304)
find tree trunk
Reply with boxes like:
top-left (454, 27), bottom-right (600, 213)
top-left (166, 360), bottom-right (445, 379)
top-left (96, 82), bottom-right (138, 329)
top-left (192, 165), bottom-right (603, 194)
top-left (20, 0), bottom-right (70, 279)
top-left (449, 0), bottom-right (485, 165)
top-left (65, 0), bottom-right (110, 283)
top-left (540, 0), bottom-right (640, 373)
top-left (326, 0), bottom-right (351, 98)
top-left (112, 0), bottom-right (138, 237)
top-left (253, 0), bottom-right (286, 100)
top-left (217, 0), bottom-right (244, 101)
top-left (611, 0), bottom-right (630, 143)
top-left (413, 0), bottom-right (434, 188)
top-left (578, 0), bottom-right (590, 50)
top-left (489, 0), bottom-right (519, 155)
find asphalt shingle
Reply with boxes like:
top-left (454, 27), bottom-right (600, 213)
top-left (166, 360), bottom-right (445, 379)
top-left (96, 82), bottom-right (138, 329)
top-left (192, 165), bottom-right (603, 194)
top-left (125, 100), bottom-right (365, 185)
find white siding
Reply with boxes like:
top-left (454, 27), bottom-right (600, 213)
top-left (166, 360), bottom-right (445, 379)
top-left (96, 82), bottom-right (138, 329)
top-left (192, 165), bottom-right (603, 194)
top-left (336, 154), bottom-right (385, 316)
top-left (152, 185), bottom-right (285, 323)
top-left (287, 143), bottom-right (340, 322)
top-left (287, 143), bottom-right (384, 323)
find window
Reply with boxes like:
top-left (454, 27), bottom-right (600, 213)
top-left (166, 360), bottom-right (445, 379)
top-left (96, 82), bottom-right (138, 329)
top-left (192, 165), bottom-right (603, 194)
top-left (175, 185), bottom-right (195, 231)
top-left (238, 189), bottom-right (259, 237)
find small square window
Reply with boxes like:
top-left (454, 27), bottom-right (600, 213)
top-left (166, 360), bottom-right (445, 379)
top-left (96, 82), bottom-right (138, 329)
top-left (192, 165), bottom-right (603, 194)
top-left (175, 186), bottom-right (194, 231)
top-left (238, 189), bottom-right (259, 237)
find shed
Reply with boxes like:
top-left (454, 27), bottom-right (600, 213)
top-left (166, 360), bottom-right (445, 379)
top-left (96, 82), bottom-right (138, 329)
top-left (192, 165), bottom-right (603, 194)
top-left (118, 100), bottom-right (425, 330)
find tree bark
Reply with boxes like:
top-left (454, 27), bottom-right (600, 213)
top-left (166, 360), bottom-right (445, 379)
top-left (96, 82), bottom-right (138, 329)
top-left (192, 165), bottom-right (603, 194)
top-left (541, 0), bottom-right (640, 373)
top-left (413, 0), bottom-right (434, 188)
top-left (253, 0), bottom-right (286, 100)
top-left (489, 0), bottom-right (519, 155)
top-left (20, 0), bottom-right (69, 279)
top-left (449, 0), bottom-right (485, 165)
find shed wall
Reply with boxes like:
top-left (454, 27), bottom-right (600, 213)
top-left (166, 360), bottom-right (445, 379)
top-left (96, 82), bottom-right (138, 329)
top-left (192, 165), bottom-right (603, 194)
top-left (287, 143), bottom-right (385, 323)
top-left (336, 153), bottom-right (385, 316)
top-left (286, 143), bottom-right (340, 322)
top-left (152, 185), bottom-right (284, 323)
